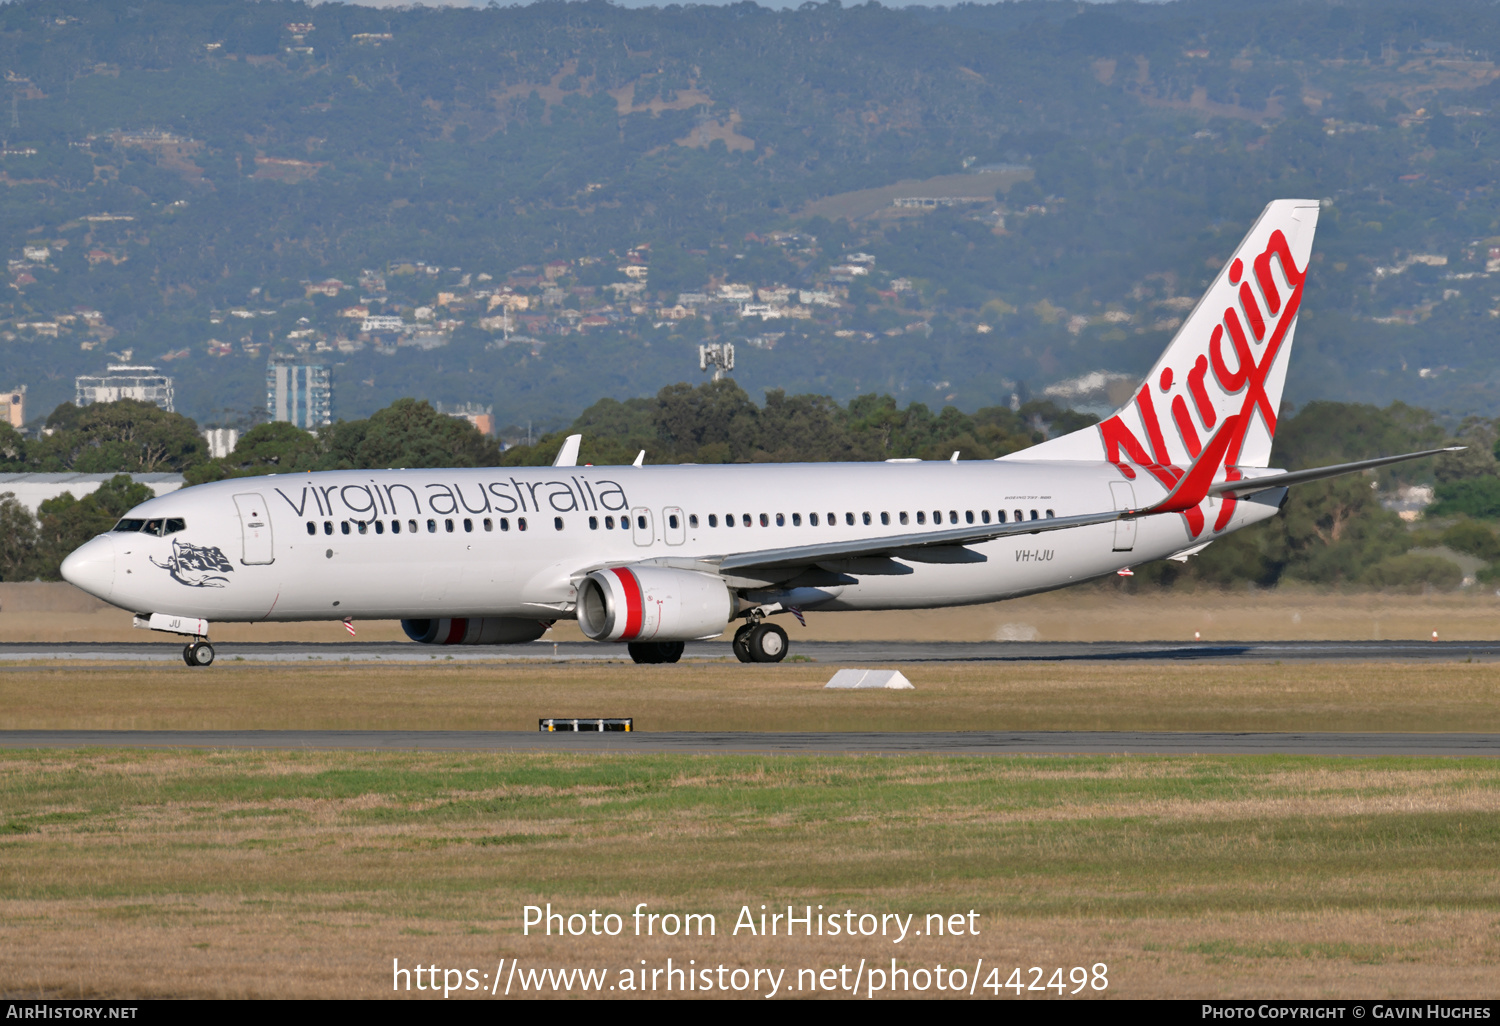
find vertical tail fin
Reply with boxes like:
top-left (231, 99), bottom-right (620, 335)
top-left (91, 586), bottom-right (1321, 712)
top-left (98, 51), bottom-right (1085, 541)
top-left (1012, 198), bottom-right (1320, 470)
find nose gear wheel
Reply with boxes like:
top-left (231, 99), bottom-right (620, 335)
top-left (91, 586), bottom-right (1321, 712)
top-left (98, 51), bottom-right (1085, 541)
top-left (182, 641), bottom-right (215, 667)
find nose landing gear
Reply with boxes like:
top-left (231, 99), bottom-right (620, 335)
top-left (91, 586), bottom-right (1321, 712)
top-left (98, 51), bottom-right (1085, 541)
top-left (182, 640), bottom-right (215, 667)
top-left (733, 621), bottom-right (788, 663)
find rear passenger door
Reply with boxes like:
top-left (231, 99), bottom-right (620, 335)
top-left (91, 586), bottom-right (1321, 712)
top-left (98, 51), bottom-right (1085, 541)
top-left (1108, 482), bottom-right (1136, 552)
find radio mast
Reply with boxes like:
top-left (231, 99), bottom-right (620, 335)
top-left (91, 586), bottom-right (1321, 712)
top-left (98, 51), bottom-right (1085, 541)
top-left (698, 341), bottom-right (734, 382)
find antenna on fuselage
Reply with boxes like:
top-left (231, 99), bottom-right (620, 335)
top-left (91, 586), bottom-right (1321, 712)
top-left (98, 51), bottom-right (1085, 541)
top-left (632, 450), bottom-right (645, 468)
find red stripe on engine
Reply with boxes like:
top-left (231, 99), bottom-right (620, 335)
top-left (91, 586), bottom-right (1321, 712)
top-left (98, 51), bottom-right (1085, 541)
top-left (610, 567), bottom-right (643, 639)
top-left (444, 618), bottom-right (468, 645)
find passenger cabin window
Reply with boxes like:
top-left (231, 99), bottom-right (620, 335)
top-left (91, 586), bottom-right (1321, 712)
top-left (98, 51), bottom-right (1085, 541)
top-left (899, 512), bottom-right (909, 525)
top-left (880, 512), bottom-right (890, 525)
top-left (499, 518), bottom-right (510, 531)
top-left (589, 516), bottom-right (599, 530)
top-left (810, 513), bottom-right (819, 526)
top-left (965, 511), bottom-right (974, 524)
top-left (1014, 510), bottom-right (1023, 523)
top-left (305, 521), bottom-right (316, 536)
top-left (484, 518), bottom-right (493, 531)
top-left (775, 513), bottom-right (784, 527)
top-left (916, 511), bottom-right (926, 525)
top-left (760, 513), bottom-right (769, 527)
top-left (444, 518), bottom-right (454, 533)
top-left (669, 514), bottom-right (680, 529)
top-left (341, 521), bottom-right (351, 535)
top-left (463, 518), bottom-right (473, 532)
top-left (518, 517), bottom-right (528, 531)
top-left (427, 519), bottom-right (437, 533)
top-left (639, 515), bottom-right (649, 530)
top-left (554, 517), bottom-right (564, 531)
top-left (949, 511), bottom-right (958, 524)
top-left (998, 510), bottom-right (1006, 523)
top-left (324, 521), bottom-right (333, 535)
top-left (689, 514), bottom-right (699, 528)
top-left (1030, 509), bottom-right (1039, 520)
top-left (845, 512), bottom-right (855, 526)
top-left (708, 514), bottom-right (718, 528)
top-left (742, 514), bottom-right (751, 527)
top-left (407, 519), bottom-right (417, 533)
top-left (1046, 509), bottom-right (1055, 519)
top-left (792, 513), bottom-right (802, 526)
top-left (981, 510), bottom-right (991, 524)
top-left (375, 520), bottom-right (385, 535)
top-left (933, 510), bottom-right (942, 524)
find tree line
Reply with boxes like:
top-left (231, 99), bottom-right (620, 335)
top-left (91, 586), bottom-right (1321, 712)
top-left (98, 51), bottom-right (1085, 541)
top-left (6, 385), bottom-right (1500, 591)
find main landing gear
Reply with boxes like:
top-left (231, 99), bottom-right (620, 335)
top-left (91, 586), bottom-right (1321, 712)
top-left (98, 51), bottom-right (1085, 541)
top-left (182, 640), bottom-right (215, 667)
top-left (733, 621), bottom-right (788, 663)
top-left (628, 641), bottom-right (685, 664)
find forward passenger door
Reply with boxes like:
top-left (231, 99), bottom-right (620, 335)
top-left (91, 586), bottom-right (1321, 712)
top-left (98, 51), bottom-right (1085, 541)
top-left (232, 493), bottom-right (275, 565)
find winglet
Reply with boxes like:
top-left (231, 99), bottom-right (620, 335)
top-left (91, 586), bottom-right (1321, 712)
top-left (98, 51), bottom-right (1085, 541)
top-left (1134, 414), bottom-right (1239, 516)
top-left (552, 434), bottom-right (582, 468)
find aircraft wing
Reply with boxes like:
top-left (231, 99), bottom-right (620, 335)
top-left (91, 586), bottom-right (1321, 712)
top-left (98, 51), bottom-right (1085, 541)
top-left (715, 509), bottom-right (1126, 574)
top-left (1208, 446), bottom-right (1463, 498)
top-left (708, 415), bottom-right (1241, 576)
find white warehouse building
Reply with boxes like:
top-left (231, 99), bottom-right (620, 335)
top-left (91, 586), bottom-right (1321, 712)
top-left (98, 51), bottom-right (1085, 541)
top-left (74, 366), bottom-right (174, 412)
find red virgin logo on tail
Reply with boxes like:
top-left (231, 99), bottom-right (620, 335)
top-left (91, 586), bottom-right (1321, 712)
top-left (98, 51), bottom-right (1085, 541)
top-left (1097, 228), bottom-right (1307, 537)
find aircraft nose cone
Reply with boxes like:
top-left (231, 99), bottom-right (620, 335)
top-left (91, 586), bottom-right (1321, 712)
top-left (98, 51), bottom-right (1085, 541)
top-left (60, 535), bottom-right (115, 601)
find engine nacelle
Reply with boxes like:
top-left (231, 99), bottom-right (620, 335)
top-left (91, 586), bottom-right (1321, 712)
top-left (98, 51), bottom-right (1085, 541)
top-left (577, 566), bottom-right (733, 642)
top-left (401, 617), bottom-right (551, 645)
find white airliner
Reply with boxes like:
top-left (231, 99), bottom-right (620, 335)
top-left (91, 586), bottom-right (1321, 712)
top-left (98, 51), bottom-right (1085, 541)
top-left (61, 200), bottom-right (1456, 666)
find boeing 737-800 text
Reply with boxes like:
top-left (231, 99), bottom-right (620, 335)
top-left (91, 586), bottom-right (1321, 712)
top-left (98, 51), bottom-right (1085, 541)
top-left (59, 200), bottom-right (1457, 666)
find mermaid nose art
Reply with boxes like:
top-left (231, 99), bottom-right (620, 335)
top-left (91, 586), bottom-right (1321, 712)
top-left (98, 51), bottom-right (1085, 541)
top-left (60, 535), bottom-right (116, 602)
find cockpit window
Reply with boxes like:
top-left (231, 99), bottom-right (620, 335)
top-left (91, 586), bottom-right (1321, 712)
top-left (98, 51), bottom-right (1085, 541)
top-left (119, 518), bottom-right (186, 537)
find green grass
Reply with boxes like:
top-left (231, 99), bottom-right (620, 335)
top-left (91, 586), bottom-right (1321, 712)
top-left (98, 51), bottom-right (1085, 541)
top-left (1, 751), bottom-right (1497, 916)
top-left (2, 749), bottom-right (1498, 997)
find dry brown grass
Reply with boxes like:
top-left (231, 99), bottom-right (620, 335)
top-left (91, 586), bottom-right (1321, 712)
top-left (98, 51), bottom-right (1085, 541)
top-left (10, 582), bottom-right (1500, 645)
top-left (0, 751), bottom-right (1497, 999)
top-left (1, 659), bottom-right (1498, 733)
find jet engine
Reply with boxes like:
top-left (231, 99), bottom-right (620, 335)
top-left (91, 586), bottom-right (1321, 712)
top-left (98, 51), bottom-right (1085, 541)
top-left (577, 566), bottom-right (733, 642)
top-left (401, 617), bottom-right (551, 645)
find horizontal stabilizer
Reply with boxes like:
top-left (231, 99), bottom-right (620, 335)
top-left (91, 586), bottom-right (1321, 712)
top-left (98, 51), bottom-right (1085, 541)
top-left (1209, 446), bottom-right (1463, 497)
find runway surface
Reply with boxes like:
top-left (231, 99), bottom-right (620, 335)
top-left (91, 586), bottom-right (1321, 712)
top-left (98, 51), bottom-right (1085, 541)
top-left (4, 639), bottom-right (1500, 664)
top-left (0, 729), bottom-right (1495, 756)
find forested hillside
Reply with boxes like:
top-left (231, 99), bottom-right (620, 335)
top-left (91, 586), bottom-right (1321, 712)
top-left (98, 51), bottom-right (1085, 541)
top-left (6, 1), bottom-right (1500, 427)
